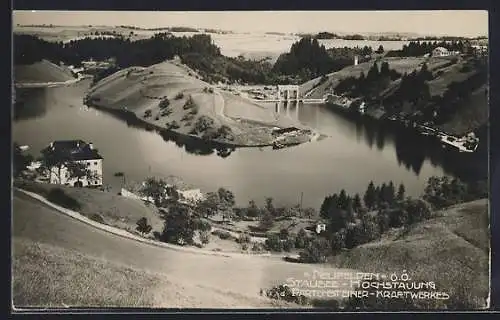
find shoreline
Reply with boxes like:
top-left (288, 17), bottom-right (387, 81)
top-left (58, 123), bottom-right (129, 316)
top-left (14, 75), bottom-right (90, 89)
top-left (325, 99), bottom-right (482, 154)
top-left (85, 98), bottom-right (323, 150)
top-left (85, 100), bottom-right (276, 149)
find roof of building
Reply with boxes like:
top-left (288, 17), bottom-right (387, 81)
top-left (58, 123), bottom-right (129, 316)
top-left (433, 46), bottom-right (449, 52)
top-left (277, 85), bottom-right (299, 89)
top-left (47, 140), bottom-right (103, 161)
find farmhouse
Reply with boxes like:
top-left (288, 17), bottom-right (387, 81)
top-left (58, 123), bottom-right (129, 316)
top-left (43, 140), bottom-right (103, 187)
top-left (432, 47), bottom-right (460, 57)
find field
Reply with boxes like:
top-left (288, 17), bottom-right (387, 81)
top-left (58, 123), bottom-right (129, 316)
top-left (12, 238), bottom-right (303, 308)
top-left (13, 238), bottom-right (162, 308)
top-left (14, 180), bottom-right (164, 236)
top-left (330, 199), bottom-right (490, 309)
top-left (14, 59), bottom-right (76, 83)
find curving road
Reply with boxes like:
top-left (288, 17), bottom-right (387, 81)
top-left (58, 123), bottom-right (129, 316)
top-left (12, 190), bottom-right (355, 307)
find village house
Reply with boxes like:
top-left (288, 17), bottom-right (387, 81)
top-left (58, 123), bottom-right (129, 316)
top-left (43, 140), bottom-right (103, 187)
top-left (121, 181), bottom-right (205, 206)
top-left (432, 46), bottom-right (460, 57)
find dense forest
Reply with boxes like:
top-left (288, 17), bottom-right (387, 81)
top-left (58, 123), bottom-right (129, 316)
top-left (272, 37), bottom-right (375, 83)
top-left (14, 33), bottom-right (220, 68)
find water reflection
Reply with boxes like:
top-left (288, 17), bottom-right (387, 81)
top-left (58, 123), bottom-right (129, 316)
top-left (12, 83), bottom-right (486, 209)
top-left (308, 104), bottom-right (487, 182)
top-left (89, 104), bottom-right (236, 158)
top-left (84, 98), bottom-right (487, 183)
top-left (13, 88), bottom-right (48, 121)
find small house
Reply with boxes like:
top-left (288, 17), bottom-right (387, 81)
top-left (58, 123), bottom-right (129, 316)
top-left (43, 140), bottom-right (103, 187)
top-left (432, 47), bottom-right (450, 57)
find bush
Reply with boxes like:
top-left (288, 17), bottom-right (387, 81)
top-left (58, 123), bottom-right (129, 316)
top-left (299, 237), bottom-right (331, 263)
top-left (193, 219), bottom-right (212, 232)
top-left (160, 204), bottom-right (196, 245)
top-left (192, 115), bottom-right (215, 134)
top-left (282, 238), bottom-right (295, 252)
top-left (159, 98), bottom-right (170, 109)
top-left (183, 98), bottom-right (195, 110)
top-left (241, 243), bottom-right (249, 251)
top-left (90, 213), bottom-right (105, 224)
top-left (136, 217), bottom-right (153, 235)
top-left (181, 113), bottom-right (194, 122)
top-left (251, 242), bottom-right (265, 252)
top-left (295, 228), bottom-right (309, 249)
top-left (259, 212), bottom-right (274, 230)
top-left (265, 233), bottom-right (283, 252)
top-left (199, 230), bottom-right (211, 244)
top-left (175, 92), bottom-right (184, 100)
top-left (238, 233), bottom-right (251, 244)
top-left (143, 109), bottom-right (152, 118)
top-left (160, 108), bottom-right (172, 117)
top-left (213, 229), bottom-right (232, 240)
top-left (166, 121), bottom-right (180, 130)
top-left (47, 188), bottom-right (81, 211)
top-left (265, 284), bottom-right (310, 305)
top-left (279, 228), bottom-right (289, 240)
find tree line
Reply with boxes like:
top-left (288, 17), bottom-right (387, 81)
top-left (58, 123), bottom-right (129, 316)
top-left (298, 175), bottom-right (488, 263)
top-left (272, 37), bottom-right (376, 83)
top-left (14, 33), bottom-right (387, 86)
top-left (334, 61), bottom-right (402, 99)
top-left (14, 33), bottom-right (220, 69)
top-left (386, 40), bottom-right (469, 57)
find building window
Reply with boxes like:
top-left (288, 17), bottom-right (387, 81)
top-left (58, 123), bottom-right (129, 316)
top-left (87, 162), bottom-right (91, 167)
top-left (94, 161), bottom-right (98, 165)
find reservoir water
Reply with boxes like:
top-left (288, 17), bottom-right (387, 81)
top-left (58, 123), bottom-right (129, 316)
top-left (13, 80), bottom-right (487, 209)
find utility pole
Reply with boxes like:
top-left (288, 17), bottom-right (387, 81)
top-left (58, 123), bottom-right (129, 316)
top-left (300, 192), bottom-right (304, 216)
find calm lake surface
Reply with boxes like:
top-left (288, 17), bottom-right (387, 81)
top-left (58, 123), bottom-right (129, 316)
top-left (13, 80), bottom-right (487, 209)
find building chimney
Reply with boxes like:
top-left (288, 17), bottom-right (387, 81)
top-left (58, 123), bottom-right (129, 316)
top-left (88, 143), bottom-right (94, 150)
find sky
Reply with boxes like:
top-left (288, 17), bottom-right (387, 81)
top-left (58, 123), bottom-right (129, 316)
top-left (13, 10), bottom-right (488, 37)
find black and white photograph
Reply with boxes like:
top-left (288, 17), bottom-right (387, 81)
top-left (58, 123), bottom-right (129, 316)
top-left (11, 10), bottom-right (490, 310)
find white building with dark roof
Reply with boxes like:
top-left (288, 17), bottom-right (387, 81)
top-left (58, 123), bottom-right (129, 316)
top-left (432, 46), bottom-right (460, 57)
top-left (43, 140), bottom-right (103, 187)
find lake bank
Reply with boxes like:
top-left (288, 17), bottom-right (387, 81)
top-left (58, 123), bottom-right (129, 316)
top-left (13, 81), bottom-right (462, 209)
top-left (83, 62), bottom-right (321, 150)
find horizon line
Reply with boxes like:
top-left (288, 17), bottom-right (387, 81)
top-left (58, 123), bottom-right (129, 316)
top-left (13, 24), bottom-right (488, 39)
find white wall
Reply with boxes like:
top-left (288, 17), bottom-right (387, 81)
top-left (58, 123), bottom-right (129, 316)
top-left (49, 159), bottom-right (103, 187)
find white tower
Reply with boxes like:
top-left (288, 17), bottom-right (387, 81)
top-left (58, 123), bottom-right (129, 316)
top-left (354, 55), bottom-right (359, 66)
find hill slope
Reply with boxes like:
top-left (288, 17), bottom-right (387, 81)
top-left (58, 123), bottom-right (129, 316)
top-left (331, 199), bottom-right (489, 309)
top-left (301, 56), bottom-right (454, 99)
top-left (14, 59), bottom-right (76, 84)
top-left (86, 60), bottom-right (310, 147)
